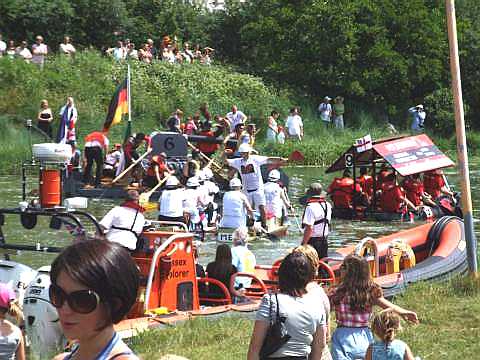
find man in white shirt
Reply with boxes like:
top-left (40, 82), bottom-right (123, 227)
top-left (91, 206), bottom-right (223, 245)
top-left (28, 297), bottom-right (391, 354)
top-left (226, 105), bottom-right (247, 132)
top-left (59, 36), bottom-right (76, 57)
top-left (0, 34), bottom-right (6, 57)
top-left (226, 143), bottom-right (288, 228)
top-left (318, 96), bottom-right (333, 125)
top-left (31, 35), bottom-right (48, 68)
top-left (100, 190), bottom-right (145, 251)
top-left (16, 41), bottom-right (32, 62)
top-left (158, 176), bottom-right (187, 223)
top-left (302, 183), bottom-right (332, 260)
top-left (220, 178), bottom-right (254, 229)
top-left (285, 107), bottom-right (304, 141)
top-left (264, 169), bottom-right (292, 229)
top-left (107, 40), bottom-right (126, 61)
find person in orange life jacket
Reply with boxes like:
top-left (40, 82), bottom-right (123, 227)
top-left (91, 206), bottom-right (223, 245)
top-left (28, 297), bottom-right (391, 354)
top-left (376, 164), bottom-right (392, 189)
top-left (225, 143), bottom-right (288, 229)
top-left (197, 121), bottom-right (222, 158)
top-left (99, 190), bottom-right (146, 251)
top-left (302, 183), bottom-right (332, 260)
top-left (327, 169), bottom-right (363, 209)
top-left (83, 131), bottom-right (109, 187)
top-left (143, 152), bottom-right (172, 189)
top-left (378, 173), bottom-right (416, 213)
top-left (356, 166), bottom-right (374, 201)
top-left (423, 169), bottom-right (454, 201)
top-left (402, 173), bottom-right (436, 208)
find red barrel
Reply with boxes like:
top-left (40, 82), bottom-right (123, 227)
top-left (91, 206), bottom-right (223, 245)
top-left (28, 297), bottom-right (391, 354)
top-left (40, 169), bottom-right (61, 208)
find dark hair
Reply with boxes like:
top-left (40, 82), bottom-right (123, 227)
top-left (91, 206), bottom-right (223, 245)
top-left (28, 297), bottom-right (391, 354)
top-left (271, 110), bottom-right (279, 117)
top-left (208, 244), bottom-right (233, 284)
top-left (343, 169), bottom-right (352, 178)
top-left (360, 167), bottom-right (368, 176)
top-left (330, 255), bottom-right (382, 311)
top-left (278, 252), bottom-right (312, 297)
top-left (385, 173), bottom-right (395, 182)
top-left (50, 239), bottom-right (139, 324)
top-left (135, 133), bottom-right (146, 141)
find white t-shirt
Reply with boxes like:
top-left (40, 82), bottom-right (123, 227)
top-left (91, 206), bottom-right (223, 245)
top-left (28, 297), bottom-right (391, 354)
top-left (104, 150), bottom-right (121, 169)
top-left (226, 110), bottom-right (246, 131)
top-left (220, 190), bottom-right (249, 228)
top-left (159, 188), bottom-right (186, 217)
top-left (318, 103), bottom-right (332, 122)
top-left (302, 200), bottom-right (332, 238)
top-left (31, 43), bottom-right (48, 64)
top-left (0, 41), bottom-right (6, 55)
top-left (60, 43), bottom-right (76, 55)
top-left (16, 47), bottom-right (32, 61)
top-left (100, 206), bottom-right (145, 250)
top-left (264, 181), bottom-right (284, 218)
top-left (183, 188), bottom-right (201, 212)
top-left (227, 155), bottom-right (268, 191)
top-left (204, 180), bottom-right (219, 204)
top-left (285, 115), bottom-right (303, 136)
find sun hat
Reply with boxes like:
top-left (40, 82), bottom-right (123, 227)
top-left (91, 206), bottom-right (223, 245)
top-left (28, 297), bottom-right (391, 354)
top-left (305, 182), bottom-right (325, 197)
top-left (268, 169), bottom-right (281, 181)
top-left (229, 178), bottom-right (242, 189)
top-left (186, 177), bottom-right (200, 188)
top-left (237, 143), bottom-right (252, 153)
top-left (0, 284), bottom-right (15, 309)
top-left (416, 104), bottom-right (424, 109)
top-left (165, 176), bottom-right (180, 188)
top-left (324, 96), bottom-right (332, 101)
top-left (203, 168), bottom-right (214, 180)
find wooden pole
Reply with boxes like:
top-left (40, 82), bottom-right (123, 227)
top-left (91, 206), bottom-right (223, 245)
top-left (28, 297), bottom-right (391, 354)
top-left (445, 0), bottom-right (478, 275)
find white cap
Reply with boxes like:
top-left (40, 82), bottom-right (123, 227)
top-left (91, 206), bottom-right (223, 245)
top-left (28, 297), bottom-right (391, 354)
top-left (229, 178), bottom-right (242, 189)
top-left (165, 176), bottom-right (180, 187)
top-left (416, 104), bottom-right (424, 109)
top-left (268, 169), bottom-right (281, 181)
top-left (237, 143), bottom-right (252, 153)
top-left (186, 176), bottom-right (200, 188)
top-left (324, 96), bottom-right (332, 101)
top-left (203, 168), bottom-right (214, 180)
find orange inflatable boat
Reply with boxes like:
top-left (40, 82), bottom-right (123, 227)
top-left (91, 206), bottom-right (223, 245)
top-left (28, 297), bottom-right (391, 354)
top-left (252, 216), bottom-right (467, 298)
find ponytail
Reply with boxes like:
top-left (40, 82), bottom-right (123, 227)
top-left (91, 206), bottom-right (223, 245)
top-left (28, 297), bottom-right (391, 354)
top-left (371, 309), bottom-right (401, 344)
top-left (7, 300), bottom-right (24, 324)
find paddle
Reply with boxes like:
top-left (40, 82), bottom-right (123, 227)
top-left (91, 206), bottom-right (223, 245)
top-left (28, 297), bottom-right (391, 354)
top-left (187, 142), bottom-right (223, 170)
top-left (112, 149), bottom-right (152, 184)
top-left (139, 173), bottom-right (171, 205)
top-left (283, 188), bottom-right (302, 232)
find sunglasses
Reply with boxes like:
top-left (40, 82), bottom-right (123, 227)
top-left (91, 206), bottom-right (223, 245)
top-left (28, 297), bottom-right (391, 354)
top-left (49, 283), bottom-right (101, 314)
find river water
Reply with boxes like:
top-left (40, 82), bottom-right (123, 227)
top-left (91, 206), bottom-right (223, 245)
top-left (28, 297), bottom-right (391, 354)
top-left (0, 166), bottom-right (478, 269)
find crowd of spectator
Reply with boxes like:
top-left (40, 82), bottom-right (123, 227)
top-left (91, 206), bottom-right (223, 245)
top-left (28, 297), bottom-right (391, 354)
top-left (0, 32), bottom-right (214, 66)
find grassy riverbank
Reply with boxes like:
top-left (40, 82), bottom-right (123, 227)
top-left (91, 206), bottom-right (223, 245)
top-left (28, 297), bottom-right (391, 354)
top-left (0, 51), bottom-right (476, 172)
top-left (129, 276), bottom-right (480, 359)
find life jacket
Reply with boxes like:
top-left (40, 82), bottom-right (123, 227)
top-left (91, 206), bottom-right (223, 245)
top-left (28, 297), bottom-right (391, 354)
top-left (328, 178), bottom-right (360, 209)
top-left (84, 131), bottom-right (107, 147)
top-left (423, 172), bottom-right (444, 199)
top-left (402, 178), bottom-right (424, 206)
top-left (146, 157), bottom-right (167, 177)
top-left (379, 182), bottom-right (405, 213)
top-left (109, 201), bottom-right (145, 242)
top-left (197, 130), bottom-right (220, 153)
top-left (302, 196), bottom-right (331, 238)
top-left (357, 175), bottom-right (373, 197)
top-left (377, 170), bottom-right (391, 188)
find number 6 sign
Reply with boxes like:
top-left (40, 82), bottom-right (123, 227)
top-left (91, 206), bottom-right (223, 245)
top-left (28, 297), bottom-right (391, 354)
top-left (151, 132), bottom-right (188, 158)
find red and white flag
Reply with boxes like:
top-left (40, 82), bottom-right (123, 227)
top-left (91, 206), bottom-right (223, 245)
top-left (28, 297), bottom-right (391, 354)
top-left (355, 134), bottom-right (372, 153)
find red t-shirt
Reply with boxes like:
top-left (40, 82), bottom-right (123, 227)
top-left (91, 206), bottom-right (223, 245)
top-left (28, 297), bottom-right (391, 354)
top-left (197, 130), bottom-right (220, 153)
top-left (379, 182), bottom-right (405, 213)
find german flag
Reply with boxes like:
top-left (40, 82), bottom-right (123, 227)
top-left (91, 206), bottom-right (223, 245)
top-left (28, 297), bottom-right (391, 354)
top-left (103, 79), bottom-right (128, 132)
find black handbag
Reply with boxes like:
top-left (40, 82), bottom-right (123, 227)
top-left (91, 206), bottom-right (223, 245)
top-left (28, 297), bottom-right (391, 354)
top-left (260, 293), bottom-right (291, 359)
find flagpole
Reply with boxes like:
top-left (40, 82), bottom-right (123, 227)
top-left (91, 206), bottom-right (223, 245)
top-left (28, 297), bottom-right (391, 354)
top-left (446, 0), bottom-right (477, 276)
top-left (127, 64), bottom-right (132, 123)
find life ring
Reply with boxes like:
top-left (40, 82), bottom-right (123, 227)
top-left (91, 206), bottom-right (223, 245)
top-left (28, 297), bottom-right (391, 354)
top-left (231, 272), bottom-right (268, 298)
top-left (317, 260), bottom-right (335, 285)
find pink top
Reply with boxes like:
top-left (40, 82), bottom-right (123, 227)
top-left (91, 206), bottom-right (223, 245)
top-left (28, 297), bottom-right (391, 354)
top-left (334, 297), bottom-right (372, 328)
top-left (184, 122), bottom-right (197, 135)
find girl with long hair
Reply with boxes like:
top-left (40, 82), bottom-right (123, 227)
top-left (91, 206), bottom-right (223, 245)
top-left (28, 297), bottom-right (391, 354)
top-left (330, 255), bottom-right (418, 360)
top-left (206, 244), bottom-right (242, 298)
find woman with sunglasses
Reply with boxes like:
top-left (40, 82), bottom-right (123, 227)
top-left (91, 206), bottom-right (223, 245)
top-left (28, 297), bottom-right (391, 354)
top-left (50, 239), bottom-right (139, 360)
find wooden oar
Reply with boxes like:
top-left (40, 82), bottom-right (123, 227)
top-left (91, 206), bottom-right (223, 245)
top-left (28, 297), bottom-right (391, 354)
top-left (112, 149), bottom-right (152, 184)
top-left (187, 142), bottom-right (223, 170)
top-left (139, 173), bottom-right (171, 205)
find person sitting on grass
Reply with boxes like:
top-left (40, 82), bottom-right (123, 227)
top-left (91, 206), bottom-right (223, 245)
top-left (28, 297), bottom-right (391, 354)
top-left (329, 255), bottom-right (419, 360)
top-left (365, 309), bottom-right (416, 360)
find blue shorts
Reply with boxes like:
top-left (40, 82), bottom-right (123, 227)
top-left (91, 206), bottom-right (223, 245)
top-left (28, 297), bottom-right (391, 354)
top-left (331, 327), bottom-right (373, 360)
